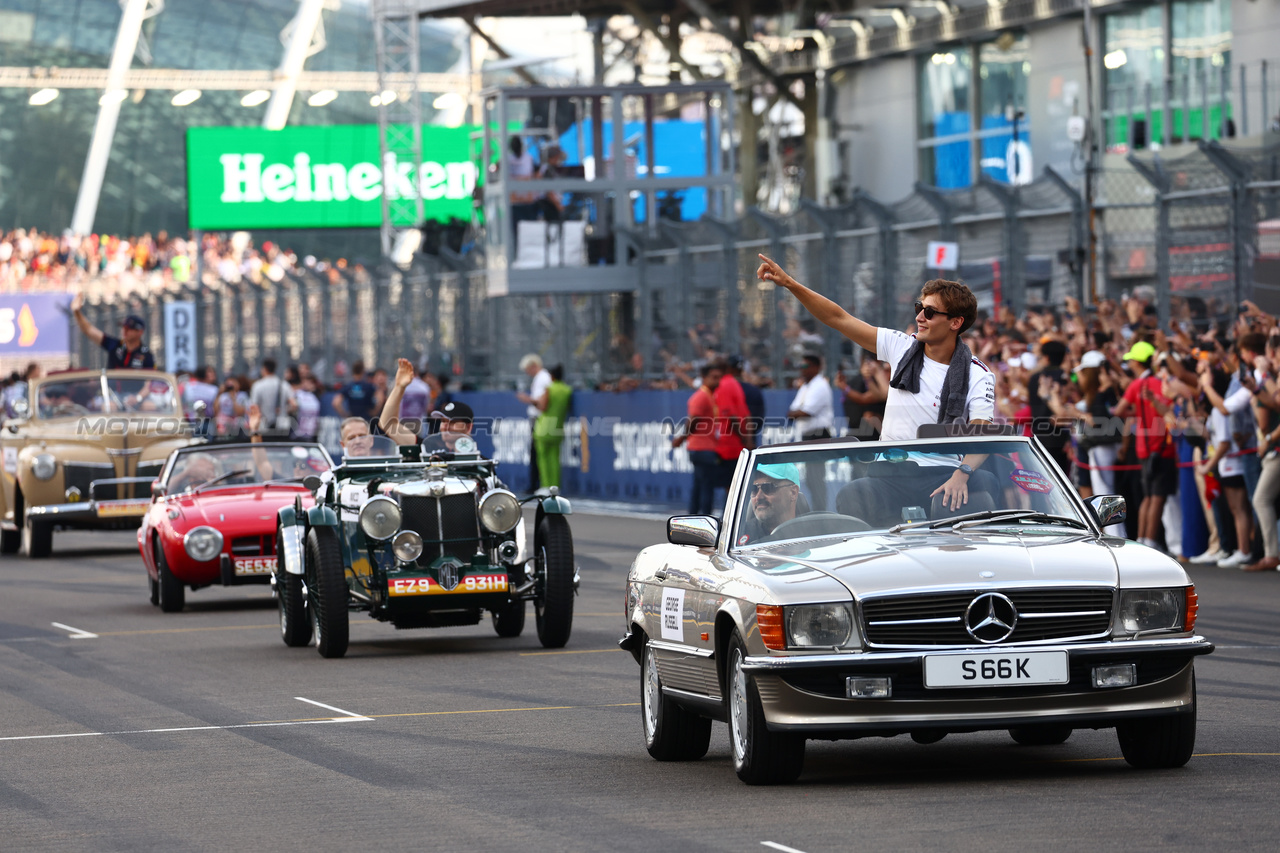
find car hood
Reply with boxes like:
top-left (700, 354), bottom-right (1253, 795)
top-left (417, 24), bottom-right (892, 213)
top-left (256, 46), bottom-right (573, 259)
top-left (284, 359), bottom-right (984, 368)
top-left (169, 485), bottom-right (307, 528)
top-left (736, 531), bottom-right (1136, 598)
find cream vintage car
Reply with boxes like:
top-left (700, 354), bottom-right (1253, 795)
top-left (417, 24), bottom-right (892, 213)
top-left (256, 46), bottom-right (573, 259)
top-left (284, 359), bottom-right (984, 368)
top-left (620, 427), bottom-right (1213, 785)
top-left (1, 369), bottom-right (198, 558)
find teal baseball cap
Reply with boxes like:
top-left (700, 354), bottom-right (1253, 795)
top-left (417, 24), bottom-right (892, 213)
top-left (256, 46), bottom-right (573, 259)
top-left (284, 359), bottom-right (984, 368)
top-left (754, 462), bottom-right (801, 486)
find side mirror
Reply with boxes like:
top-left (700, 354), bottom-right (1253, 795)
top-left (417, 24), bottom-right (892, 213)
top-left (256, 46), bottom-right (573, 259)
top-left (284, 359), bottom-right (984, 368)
top-left (667, 516), bottom-right (719, 547)
top-left (303, 474), bottom-right (323, 495)
top-left (151, 480), bottom-right (166, 498)
top-left (192, 400), bottom-right (208, 418)
top-left (11, 399), bottom-right (29, 419)
top-left (1086, 494), bottom-right (1126, 529)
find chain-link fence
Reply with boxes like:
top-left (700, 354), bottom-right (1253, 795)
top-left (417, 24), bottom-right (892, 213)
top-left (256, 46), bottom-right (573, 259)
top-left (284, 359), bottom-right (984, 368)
top-left (76, 142), bottom-right (1280, 387)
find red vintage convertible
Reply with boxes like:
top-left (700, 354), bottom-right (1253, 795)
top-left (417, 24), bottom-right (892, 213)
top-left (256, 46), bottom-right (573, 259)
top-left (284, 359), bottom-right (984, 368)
top-left (138, 442), bottom-right (332, 612)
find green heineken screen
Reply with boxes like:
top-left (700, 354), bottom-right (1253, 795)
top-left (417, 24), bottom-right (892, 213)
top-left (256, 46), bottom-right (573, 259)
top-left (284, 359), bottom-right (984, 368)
top-left (186, 124), bottom-right (478, 230)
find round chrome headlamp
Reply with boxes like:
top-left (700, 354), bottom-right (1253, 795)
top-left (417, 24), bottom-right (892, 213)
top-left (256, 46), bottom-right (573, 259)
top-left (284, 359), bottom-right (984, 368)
top-left (31, 454), bottom-right (56, 481)
top-left (183, 526), bottom-right (223, 562)
top-left (359, 495), bottom-right (401, 541)
top-left (478, 489), bottom-right (521, 534)
top-left (392, 529), bottom-right (423, 563)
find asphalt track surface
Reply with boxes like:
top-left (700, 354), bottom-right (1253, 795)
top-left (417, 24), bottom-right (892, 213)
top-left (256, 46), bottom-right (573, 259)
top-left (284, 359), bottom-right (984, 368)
top-left (1, 512), bottom-right (1279, 852)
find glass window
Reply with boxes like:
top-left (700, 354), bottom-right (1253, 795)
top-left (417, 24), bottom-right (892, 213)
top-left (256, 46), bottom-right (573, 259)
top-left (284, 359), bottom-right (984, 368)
top-left (918, 48), bottom-right (973, 188)
top-left (978, 35), bottom-right (1031, 185)
top-left (918, 38), bottom-right (1030, 189)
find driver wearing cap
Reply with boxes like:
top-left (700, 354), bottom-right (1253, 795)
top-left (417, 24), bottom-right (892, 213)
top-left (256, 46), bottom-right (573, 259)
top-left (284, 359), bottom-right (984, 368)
top-left (377, 358), bottom-right (481, 456)
top-left (738, 463), bottom-right (803, 543)
top-left (71, 293), bottom-right (155, 369)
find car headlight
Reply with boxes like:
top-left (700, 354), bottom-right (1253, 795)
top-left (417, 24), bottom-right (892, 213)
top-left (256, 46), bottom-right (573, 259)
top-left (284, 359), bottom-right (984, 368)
top-left (359, 495), bottom-right (401, 541)
top-left (392, 530), bottom-right (423, 563)
top-left (31, 454), bottom-right (56, 481)
top-left (1118, 588), bottom-right (1187, 635)
top-left (787, 604), bottom-right (854, 648)
top-left (478, 489), bottom-right (521, 534)
top-left (183, 526), bottom-right (223, 562)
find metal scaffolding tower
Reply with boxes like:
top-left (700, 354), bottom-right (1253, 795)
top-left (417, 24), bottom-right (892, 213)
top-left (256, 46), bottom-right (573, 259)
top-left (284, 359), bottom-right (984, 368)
top-left (372, 0), bottom-right (425, 258)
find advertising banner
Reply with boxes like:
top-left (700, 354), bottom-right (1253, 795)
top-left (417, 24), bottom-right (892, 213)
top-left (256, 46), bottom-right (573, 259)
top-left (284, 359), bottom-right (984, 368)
top-left (163, 301), bottom-right (198, 373)
top-left (0, 293), bottom-right (70, 355)
top-left (186, 124), bottom-right (481, 230)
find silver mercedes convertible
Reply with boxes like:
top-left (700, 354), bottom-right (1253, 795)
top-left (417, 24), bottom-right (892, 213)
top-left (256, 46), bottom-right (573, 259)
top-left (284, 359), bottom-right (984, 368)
top-left (620, 427), bottom-right (1213, 785)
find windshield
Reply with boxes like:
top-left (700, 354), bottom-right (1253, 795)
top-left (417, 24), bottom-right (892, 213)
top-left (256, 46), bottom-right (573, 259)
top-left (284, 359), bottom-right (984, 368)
top-left (732, 440), bottom-right (1090, 548)
top-left (35, 376), bottom-right (180, 418)
top-left (165, 444), bottom-right (331, 492)
top-left (339, 433), bottom-right (403, 462)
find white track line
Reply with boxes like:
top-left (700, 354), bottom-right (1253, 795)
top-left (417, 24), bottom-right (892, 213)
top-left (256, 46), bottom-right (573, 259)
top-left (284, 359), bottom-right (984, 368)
top-left (0, 716), bottom-right (370, 743)
top-left (50, 622), bottom-right (98, 639)
top-left (294, 697), bottom-right (371, 720)
top-left (762, 843), bottom-right (809, 853)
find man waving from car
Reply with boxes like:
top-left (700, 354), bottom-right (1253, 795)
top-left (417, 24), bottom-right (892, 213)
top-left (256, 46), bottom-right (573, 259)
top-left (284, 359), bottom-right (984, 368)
top-left (756, 255), bottom-right (995, 519)
top-left (378, 358), bottom-right (480, 455)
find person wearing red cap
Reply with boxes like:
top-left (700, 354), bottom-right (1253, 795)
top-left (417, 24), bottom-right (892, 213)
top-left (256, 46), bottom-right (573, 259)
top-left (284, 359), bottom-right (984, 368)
top-left (71, 292), bottom-right (155, 369)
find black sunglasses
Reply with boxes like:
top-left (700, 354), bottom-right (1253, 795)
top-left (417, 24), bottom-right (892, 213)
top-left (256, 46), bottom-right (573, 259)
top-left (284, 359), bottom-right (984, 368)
top-left (749, 481), bottom-right (793, 496)
top-left (914, 300), bottom-right (957, 321)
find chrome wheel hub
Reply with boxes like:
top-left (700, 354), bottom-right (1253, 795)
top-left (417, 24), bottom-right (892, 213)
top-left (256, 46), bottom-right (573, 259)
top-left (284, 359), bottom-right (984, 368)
top-left (643, 647), bottom-right (659, 742)
top-left (730, 648), bottom-right (748, 762)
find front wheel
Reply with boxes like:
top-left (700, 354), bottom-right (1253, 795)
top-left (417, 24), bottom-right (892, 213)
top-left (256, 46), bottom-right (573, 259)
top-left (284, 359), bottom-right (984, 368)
top-left (156, 545), bottom-right (185, 612)
top-left (642, 637), bottom-right (711, 761)
top-left (277, 529), bottom-right (312, 647)
top-left (492, 597), bottom-right (526, 638)
top-left (23, 513), bottom-right (52, 559)
top-left (307, 527), bottom-right (349, 658)
top-left (1117, 677), bottom-right (1197, 769)
top-left (727, 633), bottom-right (804, 785)
top-left (534, 515), bottom-right (574, 648)
top-left (0, 525), bottom-right (19, 554)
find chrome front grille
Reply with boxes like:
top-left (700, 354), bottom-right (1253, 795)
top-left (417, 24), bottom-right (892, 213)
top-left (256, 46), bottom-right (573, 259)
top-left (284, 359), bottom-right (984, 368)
top-left (400, 493), bottom-right (481, 563)
top-left (64, 462), bottom-right (114, 500)
top-left (861, 588), bottom-right (1114, 647)
top-left (231, 535), bottom-right (274, 556)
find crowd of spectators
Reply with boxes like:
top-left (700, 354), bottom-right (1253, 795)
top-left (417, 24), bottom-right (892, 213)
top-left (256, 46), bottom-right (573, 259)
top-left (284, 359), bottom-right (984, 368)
top-left (0, 228), bottom-right (357, 297)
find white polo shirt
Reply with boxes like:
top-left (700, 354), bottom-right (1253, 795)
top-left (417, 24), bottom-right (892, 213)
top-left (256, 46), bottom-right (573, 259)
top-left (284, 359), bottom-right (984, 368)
top-left (526, 368), bottom-right (552, 419)
top-left (876, 328), bottom-right (996, 442)
top-left (789, 373), bottom-right (835, 437)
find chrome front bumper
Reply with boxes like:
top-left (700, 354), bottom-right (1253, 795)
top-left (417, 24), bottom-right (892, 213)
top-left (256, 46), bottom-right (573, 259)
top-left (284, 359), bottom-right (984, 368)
top-left (741, 636), bottom-right (1213, 735)
top-left (26, 476), bottom-right (156, 528)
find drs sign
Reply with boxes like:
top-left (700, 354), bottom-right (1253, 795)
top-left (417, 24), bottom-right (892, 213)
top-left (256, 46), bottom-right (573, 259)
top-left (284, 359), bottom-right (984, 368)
top-left (164, 301), bottom-right (197, 373)
top-left (186, 124), bottom-right (484, 230)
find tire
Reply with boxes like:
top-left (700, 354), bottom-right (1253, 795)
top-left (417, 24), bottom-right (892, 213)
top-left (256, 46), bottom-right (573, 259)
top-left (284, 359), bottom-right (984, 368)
top-left (3, 491), bottom-right (24, 555)
top-left (1009, 725), bottom-right (1073, 746)
top-left (727, 632), bottom-right (804, 785)
top-left (156, 545), bottom-right (185, 613)
top-left (23, 513), bottom-right (52, 559)
top-left (641, 637), bottom-right (712, 761)
top-left (1117, 676), bottom-right (1197, 769)
top-left (306, 527), bottom-right (349, 659)
top-left (492, 596), bottom-right (526, 638)
top-left (148, 542), bottom-right (160, 606)
top-left (277, 530), bottom-right (312, 647)
top-left (534, 515), bottom-right (574, 649)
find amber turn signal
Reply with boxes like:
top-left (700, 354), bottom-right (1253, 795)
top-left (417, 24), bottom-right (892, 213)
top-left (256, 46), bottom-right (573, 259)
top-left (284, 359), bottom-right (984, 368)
top-left (757, 604), bottom-right (786, 650)
top-left (1185, 586), bottom-right (1198, 633)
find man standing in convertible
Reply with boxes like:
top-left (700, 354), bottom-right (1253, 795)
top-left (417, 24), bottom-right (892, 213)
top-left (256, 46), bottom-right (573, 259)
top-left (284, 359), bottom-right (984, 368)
top-left (755, 255), bottom-right (995, 520)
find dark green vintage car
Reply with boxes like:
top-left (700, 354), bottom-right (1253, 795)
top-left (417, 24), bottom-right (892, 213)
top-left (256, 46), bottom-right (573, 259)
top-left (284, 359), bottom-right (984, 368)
top-left (274, 435), bottom-right (575, 658)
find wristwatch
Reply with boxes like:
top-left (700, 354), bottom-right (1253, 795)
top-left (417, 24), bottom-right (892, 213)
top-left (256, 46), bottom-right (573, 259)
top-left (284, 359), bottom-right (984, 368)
top-left (957, 463), bottom-right (973, 476)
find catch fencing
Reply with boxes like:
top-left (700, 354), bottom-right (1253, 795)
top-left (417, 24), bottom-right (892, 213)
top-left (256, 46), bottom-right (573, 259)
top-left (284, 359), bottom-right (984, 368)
top-left (74, 141), bottom-right (1280, 388)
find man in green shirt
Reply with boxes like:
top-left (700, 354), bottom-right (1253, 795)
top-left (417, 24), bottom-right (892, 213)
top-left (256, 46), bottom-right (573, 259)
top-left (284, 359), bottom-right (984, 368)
top-left (534, 365), bottom-right (573, 490)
